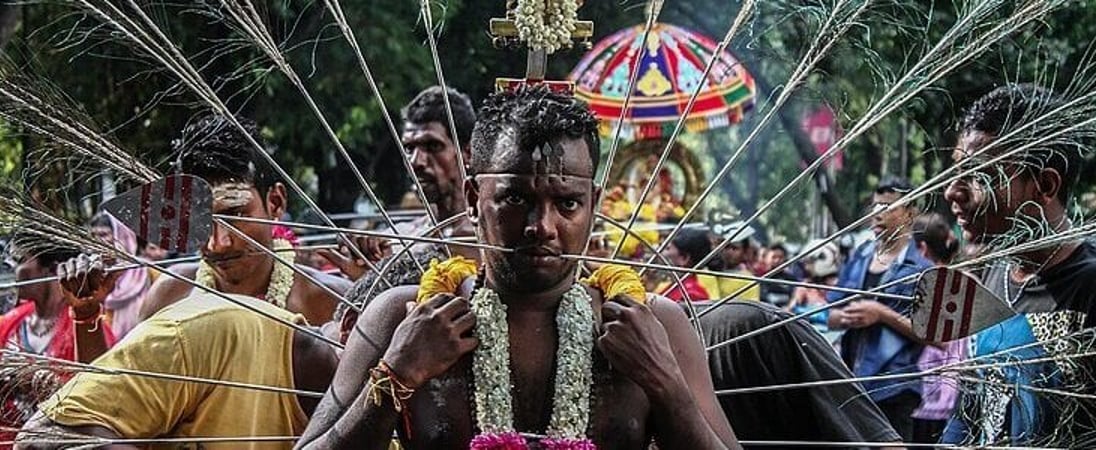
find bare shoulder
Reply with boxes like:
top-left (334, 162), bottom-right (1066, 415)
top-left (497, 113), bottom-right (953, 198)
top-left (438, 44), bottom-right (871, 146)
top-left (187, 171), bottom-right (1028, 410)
top-left (298, 265), bottom-right (352, 296)
top-left (340, 285), bottom-right (418, 363)
top-left (647, 295), bottom-right (690, 324)
top-left (140, 263), bottom-right (199, 320)
top-left (647, 295), bottom-right (704, 346)
top-left (352, 285), bottom-right (418, 334)
top-left (293, 265), bottom-right (350, 324)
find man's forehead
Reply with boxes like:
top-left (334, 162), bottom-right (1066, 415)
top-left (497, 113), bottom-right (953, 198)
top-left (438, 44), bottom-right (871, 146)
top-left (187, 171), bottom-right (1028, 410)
top-left (478, 173), bottom-right (594, 188)
top-left (485, 131), bottom-right (594, 177)
top-left (402, 121), bottom-right (449, 141)
top-left (212, 182), bottom-right (257, 208)
top-left (953, 130), bottom-right (995, 163)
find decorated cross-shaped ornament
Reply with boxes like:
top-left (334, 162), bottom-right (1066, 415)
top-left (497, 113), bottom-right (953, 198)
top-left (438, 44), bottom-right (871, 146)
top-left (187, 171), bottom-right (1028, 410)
top-left (489, 0), bottom-right (593, 93)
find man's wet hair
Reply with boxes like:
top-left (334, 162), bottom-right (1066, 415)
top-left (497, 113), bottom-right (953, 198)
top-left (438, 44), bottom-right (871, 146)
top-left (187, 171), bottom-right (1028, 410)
top-left (401, 86), bottom-right (476, 148)
top-left (875, 176), bottom-right (913, 195)
top-left (470, 85), bottom-right (600, 176)
top-left (912, 213), bottom-right (958, 263)
top-left (960, 84), bottom-right (1090, 204)
top-left (173, 114), bottom-right (278, 196)
top-left (671, 228), bottom-right (712, 267)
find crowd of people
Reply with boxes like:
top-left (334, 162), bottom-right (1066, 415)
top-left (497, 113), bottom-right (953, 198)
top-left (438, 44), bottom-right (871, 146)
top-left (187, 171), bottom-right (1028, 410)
top-left (0, 82), bottom-right (1091, 449)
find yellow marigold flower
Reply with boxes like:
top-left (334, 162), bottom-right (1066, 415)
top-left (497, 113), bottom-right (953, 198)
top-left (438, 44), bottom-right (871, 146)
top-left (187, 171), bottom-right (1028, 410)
top-left (584, 264), bottom-right (647, 304)
top-left (417, 256), bottom-right (478, 303)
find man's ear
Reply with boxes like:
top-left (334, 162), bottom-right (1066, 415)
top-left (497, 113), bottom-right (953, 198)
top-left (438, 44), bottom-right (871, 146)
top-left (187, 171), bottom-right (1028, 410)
top-left (266, 182), bottom-right (288, 219)
top-left (464, 177), bottom-right (480, 223)
top-left (461, 145), bottom-right (472, 172)
top-left (1035, 168), bottom-right (1064, 204)
top-left (339, 310), bottom-right (359, 344)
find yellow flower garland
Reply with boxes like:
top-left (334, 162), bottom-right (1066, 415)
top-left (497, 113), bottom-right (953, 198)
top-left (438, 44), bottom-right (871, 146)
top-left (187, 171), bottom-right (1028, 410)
top-left (416, 256), bottom-right (479, 303)
top-left (417, 256), bottom-right (646, 304)
top-left (583, 264), bottom-right (647, 304)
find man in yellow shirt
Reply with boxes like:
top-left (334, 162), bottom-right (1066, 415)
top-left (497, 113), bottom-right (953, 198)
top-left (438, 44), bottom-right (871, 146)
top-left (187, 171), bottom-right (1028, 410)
top-left (698, 222), bottom-right (761, 301)
top-left (16, 292), bottom-right (337, 449)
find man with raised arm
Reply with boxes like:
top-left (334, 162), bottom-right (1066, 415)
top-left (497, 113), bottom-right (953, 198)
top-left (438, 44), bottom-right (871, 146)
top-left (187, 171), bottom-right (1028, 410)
top-left (140, 114), bottom-right (350, 325)
top-left (297, 86), bottom-right (738, 449)
top-left (941, 84), bottom-right (1096, 447)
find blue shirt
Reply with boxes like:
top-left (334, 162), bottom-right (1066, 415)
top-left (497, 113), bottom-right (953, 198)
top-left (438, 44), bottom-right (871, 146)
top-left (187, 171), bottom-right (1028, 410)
top-left (942, 242), bottom-right (1096, 446)
top-left (827, 239), bottom-right (931, 402)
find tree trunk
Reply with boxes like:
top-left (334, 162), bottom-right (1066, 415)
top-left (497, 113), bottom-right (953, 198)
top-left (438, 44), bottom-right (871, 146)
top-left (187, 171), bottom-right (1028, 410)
top-left (746, 75), bottom-right (854, 228)
top-left (774, 102), bottom-right (854, 228)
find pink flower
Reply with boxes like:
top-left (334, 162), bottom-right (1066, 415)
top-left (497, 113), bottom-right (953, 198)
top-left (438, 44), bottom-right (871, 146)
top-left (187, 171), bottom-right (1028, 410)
top-left (541, 437), bottom-right (596, 450)
top-left (469, 432), bottom-right (528, 450)
top-left (271, 225), bottom-right (299, 246)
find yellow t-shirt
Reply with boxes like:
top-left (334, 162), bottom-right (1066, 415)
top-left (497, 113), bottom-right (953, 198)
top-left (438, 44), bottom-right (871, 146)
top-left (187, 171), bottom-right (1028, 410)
top-left (40, 293), bottom-right (308, 449)
top-left (697, 272), bottom-right (761, 302)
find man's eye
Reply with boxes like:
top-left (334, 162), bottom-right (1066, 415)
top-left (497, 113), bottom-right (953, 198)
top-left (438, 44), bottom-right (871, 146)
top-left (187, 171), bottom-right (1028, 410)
top-left (559, 199), bottom-right (581, 211)
top-left (504, 195), bottom-right (526, 206)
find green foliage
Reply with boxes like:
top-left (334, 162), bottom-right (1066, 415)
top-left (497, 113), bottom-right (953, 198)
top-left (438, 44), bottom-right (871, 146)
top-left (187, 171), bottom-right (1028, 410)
top-left (0, 124), bottom-right (21, 179)
top-left (2, 0), bottom-right (1093, 242)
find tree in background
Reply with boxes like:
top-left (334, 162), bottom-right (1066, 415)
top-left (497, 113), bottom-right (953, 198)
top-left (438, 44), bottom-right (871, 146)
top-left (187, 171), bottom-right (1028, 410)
top-left (0, 0), bottom-right (1092, 242)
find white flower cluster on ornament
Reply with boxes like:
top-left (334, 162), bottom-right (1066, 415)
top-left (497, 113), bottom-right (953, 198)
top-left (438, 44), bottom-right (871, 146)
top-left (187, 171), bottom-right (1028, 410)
top-left (514, 0), bottom-right (579, 54)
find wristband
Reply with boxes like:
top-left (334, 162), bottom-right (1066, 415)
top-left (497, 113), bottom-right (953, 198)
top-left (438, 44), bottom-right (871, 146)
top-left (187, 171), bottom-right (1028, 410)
top-left (71, 303), bottom-right (104, 331)
top-left (367, 360), bottom-right (415, 437)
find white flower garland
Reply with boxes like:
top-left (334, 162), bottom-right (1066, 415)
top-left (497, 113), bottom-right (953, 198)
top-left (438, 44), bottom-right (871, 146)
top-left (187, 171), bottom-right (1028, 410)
top-left (470, 283), bottom-right (595, 439)
top-left (514, 0), bottom-right (579, 54)
top-left (196, 238), bottom-right (295, 310)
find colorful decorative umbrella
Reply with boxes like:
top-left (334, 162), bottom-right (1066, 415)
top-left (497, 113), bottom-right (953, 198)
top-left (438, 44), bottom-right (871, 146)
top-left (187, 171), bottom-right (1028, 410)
top-left (568, 23), bottom-right (756, 141)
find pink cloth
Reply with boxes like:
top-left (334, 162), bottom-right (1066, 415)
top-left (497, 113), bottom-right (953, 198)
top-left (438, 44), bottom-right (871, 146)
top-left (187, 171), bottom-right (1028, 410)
top-left (102, 214), bottom-right (151, 338)
top-left (912, 338), bottom-right (968, 420)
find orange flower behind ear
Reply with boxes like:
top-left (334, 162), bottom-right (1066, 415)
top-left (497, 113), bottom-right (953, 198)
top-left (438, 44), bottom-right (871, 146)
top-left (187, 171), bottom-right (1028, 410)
top-left (417, 256), bottom-right (478, 303)
top-left (584, 264), bottom-right (647, 304)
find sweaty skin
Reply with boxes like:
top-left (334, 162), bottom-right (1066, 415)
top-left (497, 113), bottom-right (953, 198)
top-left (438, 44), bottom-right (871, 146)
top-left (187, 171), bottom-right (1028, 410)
top-left (296, 134), bottom-right (737, 450)
top-left (141, 182), bottom-right (348, 325)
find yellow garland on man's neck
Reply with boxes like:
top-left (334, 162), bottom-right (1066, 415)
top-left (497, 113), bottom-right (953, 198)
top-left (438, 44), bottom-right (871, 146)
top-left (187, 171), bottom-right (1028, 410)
top-left (416, 256), bottom-right (646, 304)
top-left (415, 256), bottom-right (645, 441)
top-left (416, 256), bottom-right (478, 303)
top-left (582, 264), bottom-right (647, 303)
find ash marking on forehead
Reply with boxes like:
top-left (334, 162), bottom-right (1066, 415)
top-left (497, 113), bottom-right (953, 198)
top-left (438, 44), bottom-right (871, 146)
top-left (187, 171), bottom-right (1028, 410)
top-left (486, 128), bottom-right (592, 177)
top-left (212, 182), bottom-right (255, 208)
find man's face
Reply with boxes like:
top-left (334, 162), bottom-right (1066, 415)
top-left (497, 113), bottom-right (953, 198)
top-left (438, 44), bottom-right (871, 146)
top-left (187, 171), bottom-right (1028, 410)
top-left (91, 225), bottom-right (114, 247)
top-left (402, 121), bottom-right (464, 205)
top-left (204, 181), bottom-right (286, 285)
top-left (721, 242), bottom-right (745, 268)
top-left (141, 243), bottom-right (169, 261)
top-left (944, 131), bottom-right (1041, 244)
top-left (15, 255), bottom-right (50, 302)
top-left (766, 248), bottom-right (787, 268)
top-left (870, 191), bottom-right (914, 242)
top-left (468, 133), bottom-right (599, 293)
top-left (662, 243), bottom-right (691, 268)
